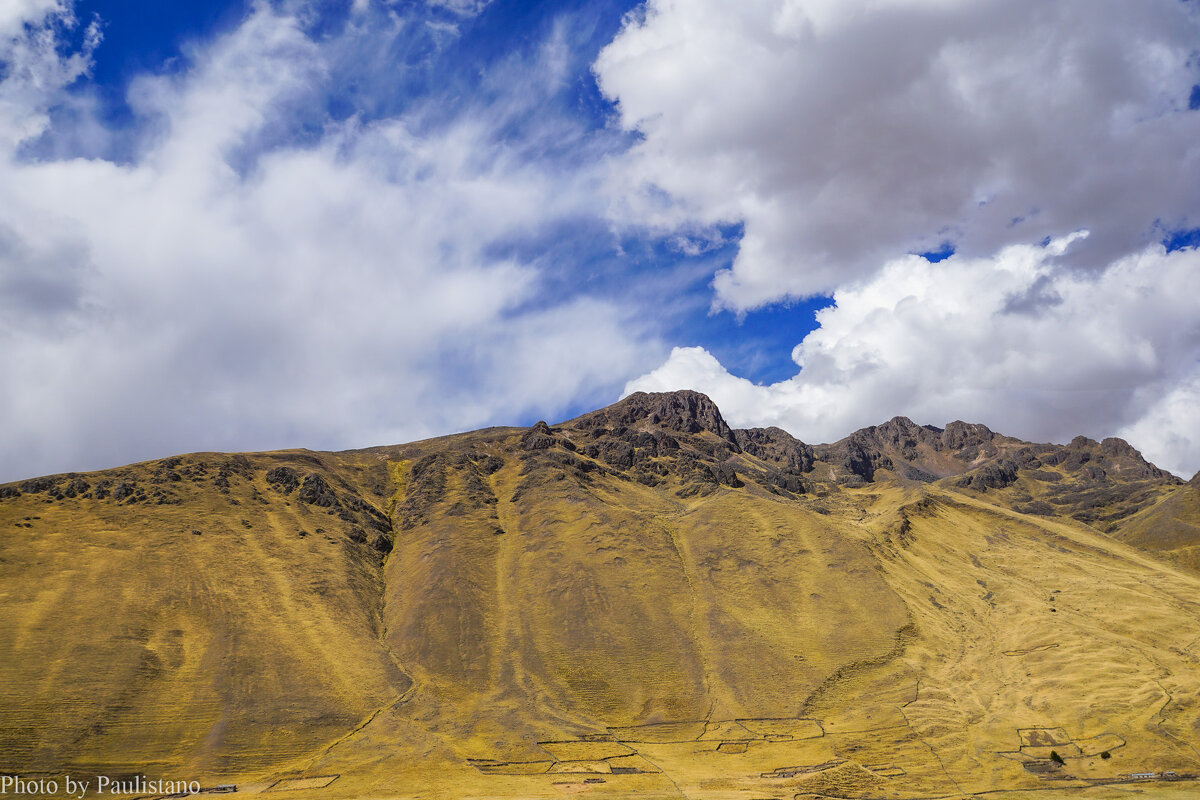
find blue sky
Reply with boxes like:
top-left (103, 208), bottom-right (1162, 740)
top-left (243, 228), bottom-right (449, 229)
top-left (2, 0), bottom-right (1199, 481)
top-left (67, 0), bottom-right (829, 384)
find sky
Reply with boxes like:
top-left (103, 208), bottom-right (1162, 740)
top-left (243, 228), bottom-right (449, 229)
top-left (1, 0), bottom-right (1198, 482)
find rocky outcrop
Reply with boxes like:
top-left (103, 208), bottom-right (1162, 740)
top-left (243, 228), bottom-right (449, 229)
top-left (573, 390), bottom-right (737, 443)
top-left (940, 421), bottom-right (997, 453)
top-left (265, 466), bottom-right (300, 493)
top-left (958, 459), bottom-right (1019, 491)
top-left (814, 417), bottom-right (948, 484)
top-left (733, 427), bottom-right (814, 473)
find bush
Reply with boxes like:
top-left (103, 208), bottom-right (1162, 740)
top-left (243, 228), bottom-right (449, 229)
top-left (1101, 751), bottom-right (1111, 760)
top-left (1050, 751), bottom-right (1065, 765)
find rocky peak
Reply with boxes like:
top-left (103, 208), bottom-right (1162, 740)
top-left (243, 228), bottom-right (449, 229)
top-left (872, 416), bottom-right (941, 448)
top-left (1099, 437), bottom-right (1139, 459)
top-left (576, 390), bottom-right (735, 442)
top-left (733, 427), bottom-right (815, 473)
top-left (1035, 434), bottom-right (1175, 482)
top-left (815, 417), bottom-right (1004, 484)
top-left (520, 421), bottom-right (562, 451)
top-left (941, 421), bottom-right (996, 451)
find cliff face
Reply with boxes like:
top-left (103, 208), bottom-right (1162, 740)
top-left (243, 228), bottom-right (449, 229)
top-left (1, 391), bottom-right (1199, 798)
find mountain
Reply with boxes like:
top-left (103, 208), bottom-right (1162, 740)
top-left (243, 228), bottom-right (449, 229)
top-left (1107, 468), bottom-right (1200, 572)
top-left (2, 390), bottom-right (1199, 799)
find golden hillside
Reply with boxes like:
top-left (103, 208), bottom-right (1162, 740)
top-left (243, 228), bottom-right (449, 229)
top-left (2, 391), bottom-right (1199, 800)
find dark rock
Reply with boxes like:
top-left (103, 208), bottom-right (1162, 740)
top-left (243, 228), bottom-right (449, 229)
top-left (840, 440), bottom-right (881, 482)
top-left (942, 421), bottom-right (996, 451)
top-left (297, 473), bottom-right (338, 507)
top-left (966, 459), bottom-right (1018, 491)
top-left (602, 441), bottom-right (635, 469)
top-left (397, 453), bottom-right (450, 529)
top-left (521, 421), bottom-right (558, 451)
top-left (579, 390), bottom-right (737, 443)
top-left (896, 464), bottom-right (937, 482)
top-left (1100, 437), bottom-right (1139, 458)
top-left (111, 482), bottom-right (136, 502)
top-left (1061, 450), bottom-right (1092, 471)
top-left (472, 454), bottom-right (505, 475)
top-left (711, 462), bottom-right (744, 488)
top-left (733, 427), bottom-right (814, 473)
top-left (631, 431), bottom-right (660, 456)
top-left (265, 466), bottom-right (300, 493)
top-left (343, 495), bottom-right (392, 531)
top-left (152, 466), bottom-right (182, 484)
top-left (633, 471), bottom-right (661, 487)
top-left (1013, 448), bottom-right (1042, 468)
top-left (874, 416), bottom-right (940, 449)
top-left (214, 457), bottom-right (252, 485)
top-left (463, 468), bottom-right (498, 508)
top-left (1040, 450), bottom-right (1065, 467)
top-left (762, 469), bottom-right (805, 494)
top-left (19, 477), bottom-right (58, 494)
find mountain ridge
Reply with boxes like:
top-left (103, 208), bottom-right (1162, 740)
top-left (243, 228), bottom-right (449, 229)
top-left (2, 390), bottom-right (1200, 798)
top-left (1, 389), bottom-right (1186, 551)
top-left (0, 388), bottom-right (1178, 492)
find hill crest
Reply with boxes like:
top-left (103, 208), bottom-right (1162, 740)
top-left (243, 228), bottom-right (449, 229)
top-left (2, 389), bottom-right (1200, 796)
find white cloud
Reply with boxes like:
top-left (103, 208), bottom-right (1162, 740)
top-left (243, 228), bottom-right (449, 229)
top-left (0, 0), bottom-right (99, 148)
top-left (596, 0), bottom-right (1200, 310)
top-left (0, 3), bottom-right (659, 482)
top-left (1117, 375), bottom-right (1200, 481)
top-left (0, 0), bottom-right (62, 38)
top-left (626, 237), bottom-right (1200, 477)
top-left (424, 0), bottom-right (493, 18)
top-left (607, 0), bottom-right (1200, 479)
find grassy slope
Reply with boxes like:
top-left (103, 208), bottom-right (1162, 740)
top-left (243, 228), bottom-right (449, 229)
top-left (0, 449), bottom-right (410, 780)
top-left (2, 402), bottom-right (1200, 799)
top-left (1110, 473), bottom-right (1200, 572)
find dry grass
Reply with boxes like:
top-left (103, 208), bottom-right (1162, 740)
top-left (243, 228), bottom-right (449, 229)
top-left (2, 419), bottom-right (1200, 800)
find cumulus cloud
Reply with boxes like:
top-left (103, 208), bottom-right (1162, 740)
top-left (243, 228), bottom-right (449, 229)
top-left (596, 0), bottom-right (1200, 310)
top-left (1117, 377), bottom-right (1200, 481)
top-left (626, 236), bottom-right (1200, 477)
top-left (0, 0), bottom-right (99, 148)
top-left (0, 2), bottom-right (659, 482)
top-left (0, 0), bottom-right (62, 38)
